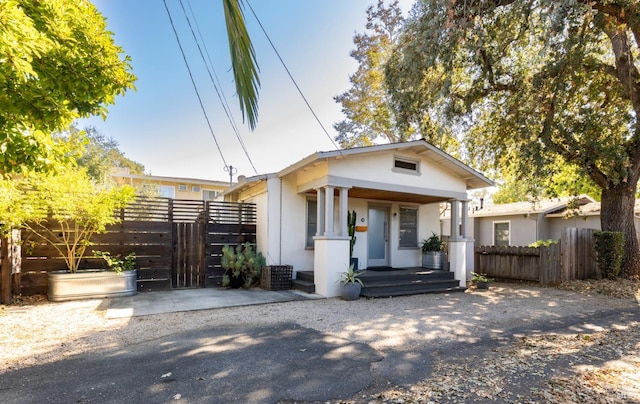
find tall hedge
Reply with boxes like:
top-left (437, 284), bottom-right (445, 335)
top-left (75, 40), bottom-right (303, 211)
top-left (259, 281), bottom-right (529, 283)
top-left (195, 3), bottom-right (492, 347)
top-left (593, 231), bottom-right (625, 279)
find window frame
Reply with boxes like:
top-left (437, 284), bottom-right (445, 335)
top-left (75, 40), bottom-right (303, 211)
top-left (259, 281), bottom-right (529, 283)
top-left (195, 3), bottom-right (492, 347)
top-left (157, 185), bottom-right (175, 199)
top-left (493, 220), bottom-right (511, 246)
top-left (398, 205), bottom-right (419, 249)
top-left (305, 198), bottom-right (317, 249)
top-left (202, 189), bottom-right (221, 201)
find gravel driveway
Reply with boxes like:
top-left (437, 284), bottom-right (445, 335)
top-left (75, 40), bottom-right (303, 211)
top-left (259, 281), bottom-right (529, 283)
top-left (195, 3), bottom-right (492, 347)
top-left (1, 283), bottom-right (639, 403)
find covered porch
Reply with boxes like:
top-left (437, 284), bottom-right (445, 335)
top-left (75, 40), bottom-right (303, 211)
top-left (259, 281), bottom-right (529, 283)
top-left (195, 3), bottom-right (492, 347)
top-left (309, 181), bottom-right (474, 297)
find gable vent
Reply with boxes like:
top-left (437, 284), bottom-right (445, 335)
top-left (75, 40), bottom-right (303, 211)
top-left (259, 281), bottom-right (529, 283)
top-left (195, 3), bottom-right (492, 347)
top-left (394, 159), bottom-right (418, 171)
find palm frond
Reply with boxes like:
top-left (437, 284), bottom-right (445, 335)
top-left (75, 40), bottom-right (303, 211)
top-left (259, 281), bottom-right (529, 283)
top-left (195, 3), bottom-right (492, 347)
top-left (222, 0), bottom-right (260, 130)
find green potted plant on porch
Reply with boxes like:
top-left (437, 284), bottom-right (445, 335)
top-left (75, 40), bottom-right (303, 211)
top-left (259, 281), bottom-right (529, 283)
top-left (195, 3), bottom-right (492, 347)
top-left (421, 232), bottom-right (446, 270)
top-left (20, 167), bottom-right (137, 301)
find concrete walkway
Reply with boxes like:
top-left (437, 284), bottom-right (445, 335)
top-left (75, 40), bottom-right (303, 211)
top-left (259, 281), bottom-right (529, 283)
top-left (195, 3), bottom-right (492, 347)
top-left (105, 288), bottom-right (322, 318)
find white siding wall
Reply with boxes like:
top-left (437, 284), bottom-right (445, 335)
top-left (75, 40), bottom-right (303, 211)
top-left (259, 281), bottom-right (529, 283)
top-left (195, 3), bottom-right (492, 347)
top-left (276, 177), bottom-right (315, 273)
top-left (329, 152), bottom-right (467, 192)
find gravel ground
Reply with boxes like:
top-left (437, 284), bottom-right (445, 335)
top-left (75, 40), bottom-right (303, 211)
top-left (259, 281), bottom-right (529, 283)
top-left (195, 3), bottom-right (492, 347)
top-left (1, 280), bottom-right (639, 403)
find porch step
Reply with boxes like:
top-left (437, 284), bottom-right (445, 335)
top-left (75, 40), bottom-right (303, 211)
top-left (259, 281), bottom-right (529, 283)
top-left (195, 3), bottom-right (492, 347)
top-left (292, 270), bottom-right (315, 293)
top-left (359, 269), bottom-right (466, 298)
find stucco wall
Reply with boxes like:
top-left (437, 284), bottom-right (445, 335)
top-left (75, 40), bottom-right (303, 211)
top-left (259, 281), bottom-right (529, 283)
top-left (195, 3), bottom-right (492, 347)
top-left (328, 151), bottom-right (467, 192)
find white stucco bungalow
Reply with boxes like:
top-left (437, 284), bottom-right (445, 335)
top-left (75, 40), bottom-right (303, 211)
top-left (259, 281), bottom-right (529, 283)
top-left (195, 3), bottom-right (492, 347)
top-left (224, 140), bottom-right (494, 297)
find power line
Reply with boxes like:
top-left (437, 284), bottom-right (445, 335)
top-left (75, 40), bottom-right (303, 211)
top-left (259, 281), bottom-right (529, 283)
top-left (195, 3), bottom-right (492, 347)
top-left (244, 0), bottom-right (342, 153)
top-left (181, 0), bottom-right (259, 175)
top-left (162, 0), bottom-right (228, 168)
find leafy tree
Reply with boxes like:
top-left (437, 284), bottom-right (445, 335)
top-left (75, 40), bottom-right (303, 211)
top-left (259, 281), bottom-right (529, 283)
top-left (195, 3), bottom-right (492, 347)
top-left (72, 125), bottom-right (145, 185)
top-left (334, 0), bottom-right (407, 148)
top-left (387, 0), bottom-right (640, 276)
top-left (19, 166), bottom-right (136, 272)
top-left (0, 0), bottom-right (136, 175)
top-left (493, 159), bottom-right (601, 204)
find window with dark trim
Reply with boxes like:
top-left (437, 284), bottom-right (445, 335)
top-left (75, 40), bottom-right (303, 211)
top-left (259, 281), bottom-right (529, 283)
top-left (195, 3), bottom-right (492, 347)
top-left (306, 199), bottom-right (317, 248)
top-left (399, 207), bottom-right (418, 248)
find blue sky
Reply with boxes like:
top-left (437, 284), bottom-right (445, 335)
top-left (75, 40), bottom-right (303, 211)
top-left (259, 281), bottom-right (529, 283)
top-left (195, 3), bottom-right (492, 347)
top-left (80, 0), bottom-right (414, 181)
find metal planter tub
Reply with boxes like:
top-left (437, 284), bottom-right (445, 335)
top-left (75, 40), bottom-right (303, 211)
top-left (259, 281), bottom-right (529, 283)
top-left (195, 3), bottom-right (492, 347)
top-left (48, 270), bottom-right (138, 302)
top-left (422, 251), bottom-right (446, 270)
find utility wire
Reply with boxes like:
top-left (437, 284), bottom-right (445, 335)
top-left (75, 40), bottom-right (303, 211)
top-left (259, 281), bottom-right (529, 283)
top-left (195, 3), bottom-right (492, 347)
top-left (162, 0), bottom-right (228, 168)
top-left (186, 0), bottom-right (242, 138)
top-left (181, 0), bottom-right (259, 175)
top-left (245, 0), bottom-right (342, 153)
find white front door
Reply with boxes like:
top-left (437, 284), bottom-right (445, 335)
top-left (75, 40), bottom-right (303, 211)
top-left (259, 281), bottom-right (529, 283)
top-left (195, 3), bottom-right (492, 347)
top-left (367, 206), bottom-right (389, 267)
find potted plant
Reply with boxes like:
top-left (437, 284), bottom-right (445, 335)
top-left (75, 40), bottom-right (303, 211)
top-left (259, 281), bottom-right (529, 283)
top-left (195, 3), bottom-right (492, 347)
top-left (221, 243), bottom-right (266, 289)
top-left (421, 232), bottom-right (446, 270)
top-left (471, 272), bottom-right (494, 289)
top-left (339, 263), bottom-right (364, 301)
top-left (20, 167), bottom-right (136, 301)
top-left (94, 251), bottom-right (136, 274)
top-left (348, 210), bottom-right (358, 269)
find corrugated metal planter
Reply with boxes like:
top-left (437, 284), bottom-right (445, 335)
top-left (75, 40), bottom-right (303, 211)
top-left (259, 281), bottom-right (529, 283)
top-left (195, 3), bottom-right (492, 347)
top-left (48, 270), bottom-right (137, 302)
top-left (422, 251), bottom-right (446, 270)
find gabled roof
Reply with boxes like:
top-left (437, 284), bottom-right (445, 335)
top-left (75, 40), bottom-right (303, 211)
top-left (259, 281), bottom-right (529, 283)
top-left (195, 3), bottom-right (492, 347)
top-left (471, 195), bottom-right (596, 218)
top-left (225, 140), bottom-right (494, 198)
top-left (277, 139), bottom-right (494, 190)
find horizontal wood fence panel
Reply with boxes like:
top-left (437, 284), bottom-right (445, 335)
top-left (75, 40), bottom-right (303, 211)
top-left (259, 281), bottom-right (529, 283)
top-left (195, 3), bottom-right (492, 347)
top-left (15, 198), bottom-right (256, 295)
top-left (110, 221), bottom-right (172, 232)
top-left (206, 234), bottom-right (257, 245)
top-left (137, 267), bottom-right (172, 279)
top-left (207, 223), bottom-right (257, 234)
top-left (138, 278), bottom-right (172, 292)
top-left (21, 244), bottom-right (171, 259)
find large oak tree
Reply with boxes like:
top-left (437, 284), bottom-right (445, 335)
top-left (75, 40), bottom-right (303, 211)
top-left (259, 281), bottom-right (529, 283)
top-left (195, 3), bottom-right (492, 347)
top-left (387, 0), bottom-right (640, 276)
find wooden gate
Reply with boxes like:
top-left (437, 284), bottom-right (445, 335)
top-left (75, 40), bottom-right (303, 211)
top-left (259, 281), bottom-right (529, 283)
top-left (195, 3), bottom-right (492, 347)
top-left (173, 222), bottom-right (204, 288)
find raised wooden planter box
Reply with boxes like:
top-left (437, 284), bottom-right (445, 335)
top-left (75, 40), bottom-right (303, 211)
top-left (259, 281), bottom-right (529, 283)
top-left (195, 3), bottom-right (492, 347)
top-left (48, 270), bottom-right (138, 302)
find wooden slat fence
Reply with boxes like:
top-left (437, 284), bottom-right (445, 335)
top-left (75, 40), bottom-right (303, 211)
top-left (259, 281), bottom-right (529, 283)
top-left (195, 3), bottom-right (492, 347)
top-left (7, 197), bottom-right (256, 297)
top-left (204, 202), bottom-right (257, 287)
top-left (475, 227), bottom-right (596, 285)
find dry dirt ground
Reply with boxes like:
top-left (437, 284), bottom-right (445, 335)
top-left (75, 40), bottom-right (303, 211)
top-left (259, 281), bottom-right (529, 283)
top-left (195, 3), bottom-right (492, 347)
top-left (1, 279), bottom-right (639, 403)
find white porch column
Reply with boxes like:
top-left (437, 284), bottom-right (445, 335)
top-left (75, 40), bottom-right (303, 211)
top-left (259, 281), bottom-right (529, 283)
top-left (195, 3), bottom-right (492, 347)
top-left (316, 187), bottom-right (325, 236)
top-left (465, 238), bottom-right (475, 281)
top-left (313, 236), bottom-right (350, 297)
top-left (460, 200), bottom-right (469, 239)
top-left (339, 187), bottom-right (349, 236)
top-left (450, 200), bottom-right (461, 241)
top-left (460, 199), bottom-right (473, 281)
top-left (448, 239), bottom-right (467, 287)
top-left (325, 185), bottom-right (335, 236)
top-left (449, 199), bottom-right (466, 286)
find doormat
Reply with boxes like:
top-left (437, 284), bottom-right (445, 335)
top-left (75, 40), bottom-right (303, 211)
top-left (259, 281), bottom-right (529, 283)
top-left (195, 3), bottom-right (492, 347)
top-left (365, 266), bottom-right (401, 271)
